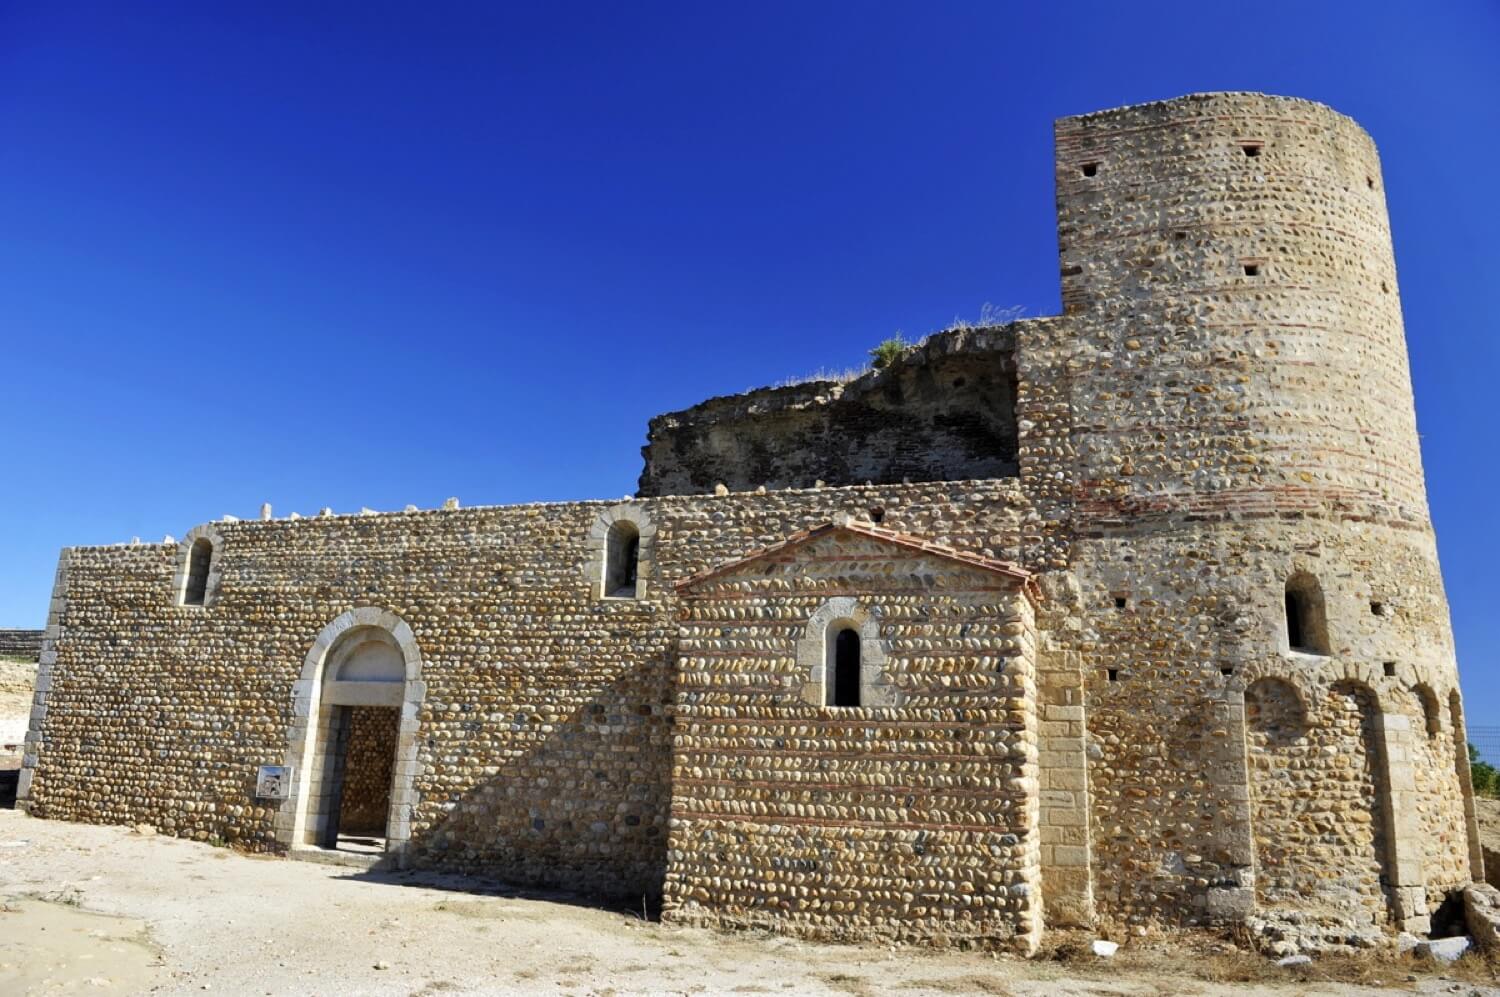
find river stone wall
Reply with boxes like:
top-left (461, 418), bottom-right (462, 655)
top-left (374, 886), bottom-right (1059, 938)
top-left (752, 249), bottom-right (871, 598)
top-left (19, 480), bottom-right (1029, 908)
top-left (666, 527), bottom-right (1041, 951)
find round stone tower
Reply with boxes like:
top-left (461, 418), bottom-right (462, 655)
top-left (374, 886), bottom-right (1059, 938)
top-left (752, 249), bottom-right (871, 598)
top-left (1053, 91), bottom-right (1424, 525)
top-left (1040, 93), bottom-right (1475, 936)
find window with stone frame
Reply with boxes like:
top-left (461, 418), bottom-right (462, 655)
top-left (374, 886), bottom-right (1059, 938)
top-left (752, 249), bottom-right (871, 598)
top-left (182, 538), bottom-right (214, 606)
top-left (1284, 572), bottom-right (1329, 655)
top-left (604, 520), bottom-right (641, 598)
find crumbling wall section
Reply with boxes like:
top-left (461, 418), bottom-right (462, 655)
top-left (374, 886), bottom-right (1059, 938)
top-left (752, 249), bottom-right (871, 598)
top-left (638, 326), bottom-right (1020, 497)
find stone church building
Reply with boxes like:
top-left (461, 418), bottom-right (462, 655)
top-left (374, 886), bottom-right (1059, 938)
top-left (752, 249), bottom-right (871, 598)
top-left (18, 93), bottom-right (1478, 954)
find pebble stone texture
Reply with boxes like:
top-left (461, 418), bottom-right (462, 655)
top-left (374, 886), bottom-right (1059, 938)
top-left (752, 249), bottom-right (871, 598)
top-left (17, 92), bottom-right (1477, 952)
top-left (338, 706), bottom-right (399, 837)
top-left (667, 525), bottom-right (1042, 950)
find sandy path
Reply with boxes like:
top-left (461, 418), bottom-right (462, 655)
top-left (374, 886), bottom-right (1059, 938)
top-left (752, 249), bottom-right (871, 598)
top-left (0, 810), bottom-right (1496, 996)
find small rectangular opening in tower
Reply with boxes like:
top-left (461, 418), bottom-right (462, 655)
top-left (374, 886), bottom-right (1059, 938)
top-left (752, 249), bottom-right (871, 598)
top-left (1106, 668), bottom-right (1119, 682)
top-left (1241, 143), bottom-right (1262, 157)
top-left (1243, 263), bottom-right (1260, 277)
top-left (1113, 596), bottom-right (1127, 609)
top-left (1383, 661), bottom-right (1398, 678)
top-left (1371, 601), bottom-right (1387, 617)
top-left (1081, 162), bottom-right (1098, 178)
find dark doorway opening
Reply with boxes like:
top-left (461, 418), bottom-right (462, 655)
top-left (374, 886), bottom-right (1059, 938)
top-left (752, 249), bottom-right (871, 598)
top-left (323, 705), bottom-right (399, 853)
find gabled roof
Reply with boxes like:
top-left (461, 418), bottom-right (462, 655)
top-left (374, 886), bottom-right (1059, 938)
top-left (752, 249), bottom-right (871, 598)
top-left (673, 517), bottom-right (1039, 601)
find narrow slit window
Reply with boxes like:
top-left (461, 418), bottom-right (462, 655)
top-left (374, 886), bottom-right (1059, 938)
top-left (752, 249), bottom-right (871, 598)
top-left (1106, 668), bottom-right (1119, 683)
top-left (830, 628), bottom-right (861, 707)
top-left (182, 538), bottom-right (213, 606)
top-left (1284, 572), bottom-right (1329, 655)
top-left (604, 521), bottom-right (640, 597)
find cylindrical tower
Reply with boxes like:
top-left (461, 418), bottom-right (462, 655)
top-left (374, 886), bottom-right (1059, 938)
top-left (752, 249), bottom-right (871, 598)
top-left (1040, 93), bottom-right (1473, 936)
top-left (1053, 91), bottom-right (1424, 526)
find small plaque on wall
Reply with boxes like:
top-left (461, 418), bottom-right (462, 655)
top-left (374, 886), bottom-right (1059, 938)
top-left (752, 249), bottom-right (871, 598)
top-left (255, 765), bottom-right (292, 800)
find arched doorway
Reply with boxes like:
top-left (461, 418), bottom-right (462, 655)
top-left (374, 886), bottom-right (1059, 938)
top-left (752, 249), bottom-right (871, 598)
top-left (278, 609), bottom-right (425, 862)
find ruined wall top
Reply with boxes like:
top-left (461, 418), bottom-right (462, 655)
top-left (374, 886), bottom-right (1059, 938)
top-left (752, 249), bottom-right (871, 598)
top-left (637, 92), bottom-right (1427, 535)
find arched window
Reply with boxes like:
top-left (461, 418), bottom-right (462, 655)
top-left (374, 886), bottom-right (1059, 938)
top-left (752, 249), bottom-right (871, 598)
top-left (830, 627), bottom-right (861, 707)
top-left (1284, 572), bottom-right (1329, 655)
top-left (604, 520), bottom-right (640, 597)
top-left (183, 538), bottom-right (213, 606)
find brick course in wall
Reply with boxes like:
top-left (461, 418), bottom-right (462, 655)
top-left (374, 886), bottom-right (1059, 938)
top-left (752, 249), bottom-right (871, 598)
top-left (17, 92), bottom-right (1477, 953)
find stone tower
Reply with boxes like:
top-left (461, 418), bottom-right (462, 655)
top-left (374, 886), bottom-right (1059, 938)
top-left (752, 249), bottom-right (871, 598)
top-left (1043, 93), bottom-right (1471, 936)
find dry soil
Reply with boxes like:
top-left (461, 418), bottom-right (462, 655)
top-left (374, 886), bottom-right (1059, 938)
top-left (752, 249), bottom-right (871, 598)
top-left (1, 809), bottom-right (1498, 996)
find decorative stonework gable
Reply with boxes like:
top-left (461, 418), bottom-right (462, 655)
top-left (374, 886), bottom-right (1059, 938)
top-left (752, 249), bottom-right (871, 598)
top-left (669, 526), bottom-right (1042, 952)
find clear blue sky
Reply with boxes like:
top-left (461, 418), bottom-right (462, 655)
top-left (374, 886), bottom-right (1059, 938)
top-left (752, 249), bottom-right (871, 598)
top-left (1, 4), bottom-right (1497, 714)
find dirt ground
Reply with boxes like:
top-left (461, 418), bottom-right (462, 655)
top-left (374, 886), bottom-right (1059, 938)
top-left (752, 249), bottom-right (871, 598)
top-left (1, 811), bottom-right (1498, 996)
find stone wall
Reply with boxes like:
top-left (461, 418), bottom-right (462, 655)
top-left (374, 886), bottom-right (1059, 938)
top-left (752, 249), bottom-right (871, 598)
top-left (20, 480), bottom-right (1029, 904)
top-left (339, 706), bottom-right (399, 837)
top-left (0, 630), bottom-right (43, 659)
top-left (639, 327), bottom-right (1018, 497)
top-left (665, 527), bottom-right (1041, 951)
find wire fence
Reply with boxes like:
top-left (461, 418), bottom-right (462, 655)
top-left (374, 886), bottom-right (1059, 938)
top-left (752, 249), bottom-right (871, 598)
top-left (1467, 725), bottom-right (1500, 765)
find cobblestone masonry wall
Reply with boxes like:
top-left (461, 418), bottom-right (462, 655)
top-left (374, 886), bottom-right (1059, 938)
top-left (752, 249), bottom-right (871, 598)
top-left (21, 481), bottom-right (1028, 908)
top-left (1246, 679), bottom-right (1390, 927)
top-left (1044, 93), bottom-right (1465, 933)
top-left (665, 530), bottom-right (1041, 951)
top-left (18, 92), bottom-right (1476, 947)
top-left (339, 706), bottom-right (399, 837)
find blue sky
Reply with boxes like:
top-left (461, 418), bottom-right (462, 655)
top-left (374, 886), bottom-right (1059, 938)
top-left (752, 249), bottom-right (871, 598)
top-left (1, 3), bottom-right (1497, 715)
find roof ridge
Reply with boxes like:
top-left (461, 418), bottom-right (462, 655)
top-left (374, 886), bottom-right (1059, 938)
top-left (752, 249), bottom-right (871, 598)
top-left (673, 520), bottom-right (1037, 600)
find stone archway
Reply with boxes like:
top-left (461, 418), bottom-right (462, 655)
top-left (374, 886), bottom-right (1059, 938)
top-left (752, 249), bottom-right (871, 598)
top-left (275, 608), bottom-right (426, 864)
